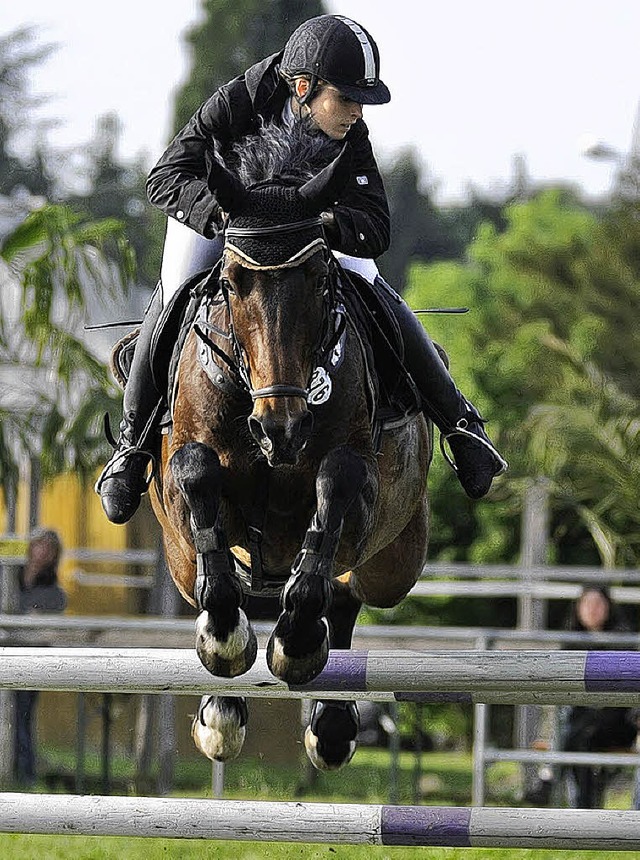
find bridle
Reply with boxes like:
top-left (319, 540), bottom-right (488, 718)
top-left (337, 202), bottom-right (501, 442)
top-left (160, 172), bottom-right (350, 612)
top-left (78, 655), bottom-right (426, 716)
top-left (217, 217), bottom-right (344, 404)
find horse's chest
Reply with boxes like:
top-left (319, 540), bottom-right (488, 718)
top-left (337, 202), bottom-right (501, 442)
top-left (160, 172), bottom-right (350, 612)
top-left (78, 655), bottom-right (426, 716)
top-left (219, 463), bottom-right (316, 546)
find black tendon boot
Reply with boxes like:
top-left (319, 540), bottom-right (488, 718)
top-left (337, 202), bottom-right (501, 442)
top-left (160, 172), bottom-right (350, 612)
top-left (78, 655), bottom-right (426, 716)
top-left (96, 288), bottom-right (164, 523)
top-left (374, 277), bottom-right (507, 498)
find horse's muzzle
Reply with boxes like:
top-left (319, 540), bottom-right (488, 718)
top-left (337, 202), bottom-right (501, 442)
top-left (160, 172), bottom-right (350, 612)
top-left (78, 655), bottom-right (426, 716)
top-left (248, 408), bottom-right (314, 466)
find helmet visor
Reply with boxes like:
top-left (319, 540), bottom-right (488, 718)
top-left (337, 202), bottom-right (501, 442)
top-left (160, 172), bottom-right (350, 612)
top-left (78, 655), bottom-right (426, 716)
top-left (333, 78), bottom-right (391, 105)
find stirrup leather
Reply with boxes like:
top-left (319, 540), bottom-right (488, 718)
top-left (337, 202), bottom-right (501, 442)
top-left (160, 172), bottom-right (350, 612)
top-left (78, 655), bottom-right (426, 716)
top-left (439, 417), bottom-right (509, 475)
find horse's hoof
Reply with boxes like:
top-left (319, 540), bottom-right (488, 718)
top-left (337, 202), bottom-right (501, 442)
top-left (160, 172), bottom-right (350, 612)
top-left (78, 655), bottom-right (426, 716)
top-left (191, 695), bottom-right (248, 761)
top-left (195, 609), bottom-right (258, 678)
top-left (266, 616), bottom-right (329, 684)
top-left (304, 700), bottom-right (359, 771)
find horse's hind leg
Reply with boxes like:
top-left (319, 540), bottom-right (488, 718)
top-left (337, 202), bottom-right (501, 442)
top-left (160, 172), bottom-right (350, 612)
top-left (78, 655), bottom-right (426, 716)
top-left (267, 445), bottom-right (370, 685)
top-left (171, 441), bottom-right (257, 677)
top-left (305, 576), bottom-right (362, 771)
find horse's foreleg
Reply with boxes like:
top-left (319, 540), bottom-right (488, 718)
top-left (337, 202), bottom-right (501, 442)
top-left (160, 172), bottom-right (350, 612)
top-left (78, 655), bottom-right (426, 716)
top-left (305, 576), bottom-right (362, 771)
top-left (191, 694), bottom-right (248, 762)
top-left (267, 445), bottom-right (369, 684)
top-left (171, 441), bottom-right (257, 677)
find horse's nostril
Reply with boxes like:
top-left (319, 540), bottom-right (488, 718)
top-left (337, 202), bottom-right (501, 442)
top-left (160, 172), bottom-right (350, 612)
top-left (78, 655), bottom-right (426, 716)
top-left (249, 410), bottom-right (313, 462)
top-left (298, 410), bottom-right (314, 441)
top-left (248, 416), bottom-right (266, 447)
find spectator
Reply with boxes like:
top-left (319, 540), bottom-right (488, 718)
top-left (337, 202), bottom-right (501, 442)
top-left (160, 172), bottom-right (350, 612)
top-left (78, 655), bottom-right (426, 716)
top-left (525, 585), bottom-right (638, 807)
top-left (560, 585), bottom-right (638, 808)
top-left (14, 529), bottom-right (67, 786)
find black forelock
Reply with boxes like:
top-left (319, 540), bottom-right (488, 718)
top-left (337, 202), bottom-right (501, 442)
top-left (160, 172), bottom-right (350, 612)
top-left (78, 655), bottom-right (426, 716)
top-left (229, 119), bottom-right (341, 187)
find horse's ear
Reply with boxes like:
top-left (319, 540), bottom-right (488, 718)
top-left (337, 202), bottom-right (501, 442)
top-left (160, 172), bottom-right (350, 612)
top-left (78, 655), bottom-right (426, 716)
top-left (208, 157), bottom-right (246, 215)
top-left (298, 143), bottom-right (354, 213)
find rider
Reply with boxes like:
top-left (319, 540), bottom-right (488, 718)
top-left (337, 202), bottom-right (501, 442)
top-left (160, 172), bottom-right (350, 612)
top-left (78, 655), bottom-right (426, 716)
top-left (97, 14), bottom-right (507, 525)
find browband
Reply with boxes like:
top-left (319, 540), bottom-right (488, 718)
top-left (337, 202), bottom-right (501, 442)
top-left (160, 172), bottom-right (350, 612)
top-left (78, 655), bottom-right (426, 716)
top-left (225, 217), bottom-right (323, 238)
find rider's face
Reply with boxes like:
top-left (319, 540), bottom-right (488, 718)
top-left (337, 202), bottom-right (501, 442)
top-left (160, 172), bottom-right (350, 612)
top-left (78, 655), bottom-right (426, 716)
top-left (305, 84), bottom-right (363, 140)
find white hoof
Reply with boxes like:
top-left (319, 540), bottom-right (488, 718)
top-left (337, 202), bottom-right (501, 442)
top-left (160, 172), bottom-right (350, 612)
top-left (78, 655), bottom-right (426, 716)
top-left (304, 724), bottom-right (356, 771)
top-left (191, 695), bottom-right (247, 762)
top-left (196, 609), bottom-right (258, 677)
top-left (266, 617), bottom-right (329, 684)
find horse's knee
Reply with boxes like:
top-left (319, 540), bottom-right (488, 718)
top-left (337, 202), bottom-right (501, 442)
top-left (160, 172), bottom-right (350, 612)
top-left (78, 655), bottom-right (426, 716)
top-left (170, 442), bottom-right (221, 527)
top-left (316, 446), bottom-right (370, 528)
top-left (317, 446), bottom-right (368, 499)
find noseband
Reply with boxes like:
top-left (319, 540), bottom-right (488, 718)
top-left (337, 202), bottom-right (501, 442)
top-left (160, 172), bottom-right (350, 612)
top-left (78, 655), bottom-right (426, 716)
top-left (221, 216), bottom-right (338, 404)
top-left (250, 383), bottom-right (309, 402)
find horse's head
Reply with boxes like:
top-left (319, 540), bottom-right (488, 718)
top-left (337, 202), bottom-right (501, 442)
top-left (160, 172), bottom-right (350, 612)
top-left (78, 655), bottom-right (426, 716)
top-left (210, 124), bottom-right (352, 467)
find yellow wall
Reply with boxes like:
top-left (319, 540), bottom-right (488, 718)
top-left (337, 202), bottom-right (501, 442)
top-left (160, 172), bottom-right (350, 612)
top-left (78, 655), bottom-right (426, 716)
top-left (3, 473), bottom-right (303, 770)
top-left (4, 472), bottom-right (161, 616)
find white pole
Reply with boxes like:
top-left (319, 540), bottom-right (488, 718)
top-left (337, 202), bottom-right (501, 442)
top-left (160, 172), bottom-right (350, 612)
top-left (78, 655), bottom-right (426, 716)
top-left (1, 794), bottom-right (640, 849)
top-left (0, 648), bottom-right (637, 704)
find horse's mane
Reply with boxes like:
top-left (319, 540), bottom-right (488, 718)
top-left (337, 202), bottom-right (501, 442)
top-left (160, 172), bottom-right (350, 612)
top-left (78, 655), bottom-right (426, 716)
top-left (230, 120), bottom-right (341, 186)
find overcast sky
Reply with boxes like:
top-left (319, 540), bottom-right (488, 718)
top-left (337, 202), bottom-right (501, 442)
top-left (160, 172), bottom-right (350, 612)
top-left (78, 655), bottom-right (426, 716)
top-left (2, 1), bottom-right (639, 203)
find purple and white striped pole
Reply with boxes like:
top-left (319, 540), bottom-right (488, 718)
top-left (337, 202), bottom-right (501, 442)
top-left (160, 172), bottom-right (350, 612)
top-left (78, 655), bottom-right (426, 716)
top-left (0, 794), bottom-right (639, 849)
top-left (0, 647), bottom-right (638, 705)
top-left (304, 649), bottom-right (640, 705)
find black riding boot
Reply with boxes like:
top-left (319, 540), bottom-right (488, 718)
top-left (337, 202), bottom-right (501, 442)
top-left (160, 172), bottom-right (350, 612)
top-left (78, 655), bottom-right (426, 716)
top-left (96, 288), bottom-right (164, 524)
top-left (374, 277), bottom-right (507, 499)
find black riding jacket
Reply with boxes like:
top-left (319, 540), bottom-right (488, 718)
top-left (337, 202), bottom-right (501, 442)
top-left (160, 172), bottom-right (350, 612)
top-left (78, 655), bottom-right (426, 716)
top-left (146, 53), bottom-right (390, 259)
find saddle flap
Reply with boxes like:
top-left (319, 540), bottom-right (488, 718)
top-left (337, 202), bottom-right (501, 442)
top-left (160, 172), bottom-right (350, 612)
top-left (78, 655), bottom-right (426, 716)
top-left (150, 266), bottom-right (220, 392)
top-left (338, 270), bottom-right (421, 425)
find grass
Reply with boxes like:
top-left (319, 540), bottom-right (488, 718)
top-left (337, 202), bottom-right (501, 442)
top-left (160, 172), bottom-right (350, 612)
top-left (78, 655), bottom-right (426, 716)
top-left (1, 747), bottom-right (639, 859)
top-left (4, 838), bottom-right (639, 860)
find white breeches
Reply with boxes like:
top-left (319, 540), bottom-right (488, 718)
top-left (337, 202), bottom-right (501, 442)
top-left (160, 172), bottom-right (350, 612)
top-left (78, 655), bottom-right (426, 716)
top-left (331, 251), bottom-right (379, 285)
top-left (160, 218), bottom-right (225, 306)
top-left (159, 217), bottom-right (379, 306)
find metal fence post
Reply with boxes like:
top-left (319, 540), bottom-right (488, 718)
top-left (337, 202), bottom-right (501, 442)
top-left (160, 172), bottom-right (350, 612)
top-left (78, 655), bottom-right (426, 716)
top-left (517, 478), bottom-right (550, 798)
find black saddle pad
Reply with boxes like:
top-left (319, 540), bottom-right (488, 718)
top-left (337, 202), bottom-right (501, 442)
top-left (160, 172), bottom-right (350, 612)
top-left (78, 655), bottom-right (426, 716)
top-left (150, 265), bottom-right (220, 396)
top-left (337, 269), bottom-right (421, 427)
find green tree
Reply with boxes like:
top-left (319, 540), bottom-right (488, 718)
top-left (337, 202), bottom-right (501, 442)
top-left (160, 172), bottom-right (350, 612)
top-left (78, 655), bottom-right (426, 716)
top-left (377, 149), bottom-right (456, 290)
top-left (0, 26), bottom-right (55, 198)
top-left (0, 204), bottom-right (134, 505)
top-left (0, 29), bottom-right (162, 288)
top-left (406, 188), bottom-right (640, 568)
top-left (173, 0), bottom-right (326, 131)
top-left (67, 113), bottom-right (164, 287)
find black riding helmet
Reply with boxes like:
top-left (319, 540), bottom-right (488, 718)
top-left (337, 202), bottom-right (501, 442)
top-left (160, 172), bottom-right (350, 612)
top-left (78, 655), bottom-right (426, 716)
top-left (280, 14), bottom-right (390, 106)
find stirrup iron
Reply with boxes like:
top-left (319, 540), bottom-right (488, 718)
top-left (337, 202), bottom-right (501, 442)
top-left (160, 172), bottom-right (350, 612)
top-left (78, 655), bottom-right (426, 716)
top-left (440, 418), bottom-right (508, 474)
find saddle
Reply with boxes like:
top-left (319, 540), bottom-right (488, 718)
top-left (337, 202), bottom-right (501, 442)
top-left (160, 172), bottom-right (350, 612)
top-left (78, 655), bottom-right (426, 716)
top-left (110, 265), bottom-right (221, 411)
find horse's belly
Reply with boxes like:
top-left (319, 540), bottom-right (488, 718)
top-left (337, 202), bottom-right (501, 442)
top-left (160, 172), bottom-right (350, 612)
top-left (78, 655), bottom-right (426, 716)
top-left (361, 416), bottom-right (430, 557)
top-left (221, 471), bottom-right (318, 576)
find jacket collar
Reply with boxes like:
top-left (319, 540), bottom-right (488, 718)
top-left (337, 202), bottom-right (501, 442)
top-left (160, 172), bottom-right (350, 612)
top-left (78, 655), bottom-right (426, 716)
top-left (245, 51), bottom-right (290, 120)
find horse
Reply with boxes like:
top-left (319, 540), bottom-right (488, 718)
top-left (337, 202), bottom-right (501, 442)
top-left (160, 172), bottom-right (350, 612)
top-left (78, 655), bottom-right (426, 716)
top-left (149, 123), bottom-right (431, 771)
